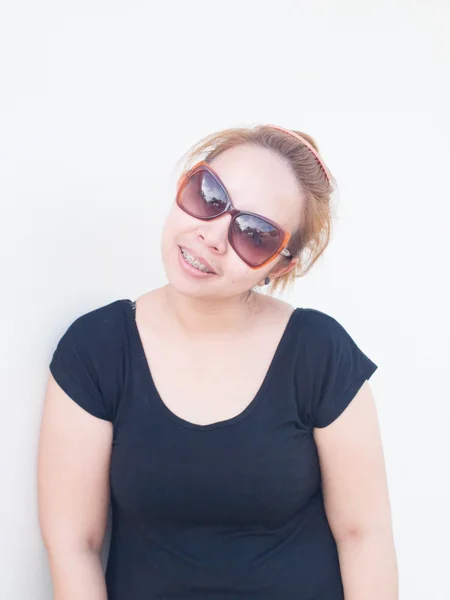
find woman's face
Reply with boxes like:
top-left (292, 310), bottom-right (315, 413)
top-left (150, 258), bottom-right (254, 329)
top-left (160, 143), bottom-right (303, 299)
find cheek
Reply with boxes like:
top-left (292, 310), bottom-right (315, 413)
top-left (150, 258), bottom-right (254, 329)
top-left (226, 257), bottom-right (262, 288)
top-left (163, 204), bottom-right (200, 240)
top-left (161, 208), bottom-right (185, 245)
top-left (160, 218), bottom-right (179, 265)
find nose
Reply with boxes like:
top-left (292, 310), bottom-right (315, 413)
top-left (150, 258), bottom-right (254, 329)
top-left (197, 213), bottom-right (231, 255)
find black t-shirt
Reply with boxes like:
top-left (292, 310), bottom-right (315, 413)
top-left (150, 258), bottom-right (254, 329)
top-left (49, 298), bottom-right (378, 600)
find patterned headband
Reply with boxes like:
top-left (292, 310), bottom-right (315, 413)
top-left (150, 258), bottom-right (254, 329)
top-left (265, 124), bottom-right (331, 183)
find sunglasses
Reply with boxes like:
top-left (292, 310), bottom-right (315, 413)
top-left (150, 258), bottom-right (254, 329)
top-left (176, 161), bottom-right (293, 270)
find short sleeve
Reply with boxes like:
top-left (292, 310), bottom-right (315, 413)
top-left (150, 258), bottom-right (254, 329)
top-left (49, 300), bottom-right (126, 421)
top-left (297, 309), bottom-right (378, 429)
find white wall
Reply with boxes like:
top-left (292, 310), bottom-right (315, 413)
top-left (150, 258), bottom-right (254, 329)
top-left (1, 1), bottom-right (449, 598)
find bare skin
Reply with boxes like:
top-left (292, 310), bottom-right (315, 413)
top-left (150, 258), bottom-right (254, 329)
top-left (133, 286), bottom-right (296, 426)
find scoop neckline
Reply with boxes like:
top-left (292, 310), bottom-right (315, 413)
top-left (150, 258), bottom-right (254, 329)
top-left (122, 298), bottom-right (302, 431)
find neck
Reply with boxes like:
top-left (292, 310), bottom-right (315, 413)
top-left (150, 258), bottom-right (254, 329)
top-left (158, 284), bottom-right (265, 338)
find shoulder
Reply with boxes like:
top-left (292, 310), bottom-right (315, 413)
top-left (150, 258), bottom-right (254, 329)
top-left (255, 297), bottom-right (344, 332)
top-left (295, 307), bottom-right (376, 369)
top-left (299, 307), bottom-right (346, 331)
top-left (49, 298), bottom-right (132, 422)
top-left (52, 297), bottom-right (132, 373)
top-left (297, 307), bottom-right (351, 344)
top-left (254, 298), bottom-right (348, 346)
top-left (56, 298), bottom-right (131, 352)
top-left (253, 295), bottom-right (297, 324)
top-left (293, 308), bottom-right (378, 428)
top-left (63, 298), bottom-right (128, 334)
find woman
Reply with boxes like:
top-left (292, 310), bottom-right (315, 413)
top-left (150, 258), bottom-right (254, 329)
top-left (38, 124), bottom-right (398, 599)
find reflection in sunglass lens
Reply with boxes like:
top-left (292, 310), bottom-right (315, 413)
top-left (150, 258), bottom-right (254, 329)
top-left (232, 214), bottom-right (281, 267)
top-left (180, 171), bottom-right (228, 218)
top-left (178, 168), bottom-right (284, 267)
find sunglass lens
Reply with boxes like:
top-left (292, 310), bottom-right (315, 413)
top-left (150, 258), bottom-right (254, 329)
top-left (231, 214), bottom-right (282, 267)
top-left (179, 170), bottom-right (227, 218)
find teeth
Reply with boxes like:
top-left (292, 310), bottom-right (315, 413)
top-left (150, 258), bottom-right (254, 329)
top-left (181, 248), bottom-right (213, 273)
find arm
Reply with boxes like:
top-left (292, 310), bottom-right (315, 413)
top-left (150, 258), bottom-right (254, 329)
top-left (313, 380), bottom-right (398, 600)
top-left (38, 372), bottom-right (113, 600)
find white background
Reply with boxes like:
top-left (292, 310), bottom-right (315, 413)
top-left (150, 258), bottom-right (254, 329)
top-left (1, 1), bottom-right (449, 598)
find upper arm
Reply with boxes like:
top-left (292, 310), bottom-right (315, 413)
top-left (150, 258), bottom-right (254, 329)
top-left (313, 380), bottom-right (393, 541)
top-left (38, 372), bottom-right (113, 552)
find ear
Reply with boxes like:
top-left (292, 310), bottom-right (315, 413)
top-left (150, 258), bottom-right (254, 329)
top-left (271, 256), bottom-right (299, 280)
top-left (257, 256), bottom-right (299, 287)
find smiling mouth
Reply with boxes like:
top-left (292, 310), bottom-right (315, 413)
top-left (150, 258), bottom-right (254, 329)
top-left (179, 246), bottom-right (216, 274)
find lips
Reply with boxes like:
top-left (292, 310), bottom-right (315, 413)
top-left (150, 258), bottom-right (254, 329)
top-left (179, 246), bottom-right (217, 274)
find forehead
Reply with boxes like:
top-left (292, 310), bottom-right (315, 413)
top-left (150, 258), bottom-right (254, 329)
top-left (208, 144), bottom-right (303, 226)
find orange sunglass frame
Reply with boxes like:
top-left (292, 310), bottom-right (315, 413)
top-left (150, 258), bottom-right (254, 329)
top-left (175, 161), bottom-right (292, 270)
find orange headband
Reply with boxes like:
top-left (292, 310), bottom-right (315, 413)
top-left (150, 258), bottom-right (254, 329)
top-left (265, 124), bottom-right (331, 183)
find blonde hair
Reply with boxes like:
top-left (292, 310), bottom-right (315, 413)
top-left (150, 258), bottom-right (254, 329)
top-left (176, 124), bottom-right (337, 296)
